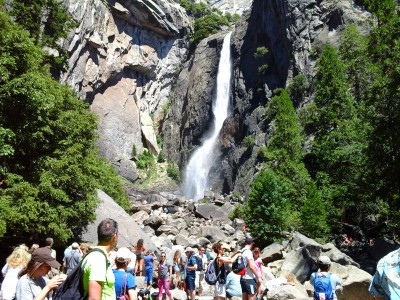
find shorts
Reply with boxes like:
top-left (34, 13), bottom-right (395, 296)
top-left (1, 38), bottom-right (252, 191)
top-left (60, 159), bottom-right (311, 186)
top-left (185, 273), bottom-right (196, 291)
top-left (145, 268), bottom-right (154, 284)
top-left (214, 281), bottom-right (226, 297)
top-left (240, 278), bottom-right (257, 295)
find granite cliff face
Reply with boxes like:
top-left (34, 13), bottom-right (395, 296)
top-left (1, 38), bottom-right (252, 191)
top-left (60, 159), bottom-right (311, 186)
top-left (61, 0), bottom-right (191, 180)
top-left (163, 0), bottom-right (369, 196)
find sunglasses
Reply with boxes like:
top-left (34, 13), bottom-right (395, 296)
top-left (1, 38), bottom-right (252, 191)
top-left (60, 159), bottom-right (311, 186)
top-left (161, 255), bottom-right (166, 257)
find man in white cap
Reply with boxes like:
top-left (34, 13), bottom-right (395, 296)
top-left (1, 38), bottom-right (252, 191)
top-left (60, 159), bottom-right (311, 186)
top-left (184, 246), bottom-right (197, 300)
top-left (63, 242), bottom-right (82, 275)
top-left (310, 255), bottom-right (342, 300)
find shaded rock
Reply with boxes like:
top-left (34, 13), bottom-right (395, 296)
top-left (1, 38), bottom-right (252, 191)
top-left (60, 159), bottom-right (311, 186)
top-left (114, 159), bottom-right (138, 182)
top-left (321, 243), bottom-right (359, 267)
top-left (261, 243), bottom-right (284, 263)
top-left (289, 232), bottom-right (322, 250)
top-left (156, 225), bottom-right (179, 236)
top-left (144, 194), bottom-right (169, 207)
top-left (80, 190), bottom-right (157, 250)
top-left (201, 226), bottom-right (227, 243)
top-left (143, 216), bottom-right (164, 229)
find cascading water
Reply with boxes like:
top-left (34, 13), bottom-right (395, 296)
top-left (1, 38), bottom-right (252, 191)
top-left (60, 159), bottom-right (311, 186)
top-left (182, 32), bottom-right (233, 201)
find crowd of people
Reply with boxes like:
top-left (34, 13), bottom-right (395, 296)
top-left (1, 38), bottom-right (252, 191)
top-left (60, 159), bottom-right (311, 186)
top-left (0, 217), bottom-right (398, 300)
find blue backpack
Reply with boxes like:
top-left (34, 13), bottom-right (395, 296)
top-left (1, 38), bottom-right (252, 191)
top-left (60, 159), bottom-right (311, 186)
top-left (313, 272), bottom-right (333, 300)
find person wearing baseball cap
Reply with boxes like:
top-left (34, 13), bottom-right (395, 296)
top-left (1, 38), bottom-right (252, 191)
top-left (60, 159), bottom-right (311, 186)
top-left (113, 247), bottom-right (137, 300)
top-left (239, 236), bottom-right (260, 300)
top-left (310, 255), bottom-right (342, 299)
top-left (184, 246), bottom-right (197, 300)
top-left (16, 247), bottom-right (66, 299)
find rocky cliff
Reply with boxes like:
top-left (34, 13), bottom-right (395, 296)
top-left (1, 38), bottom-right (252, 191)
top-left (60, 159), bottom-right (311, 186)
top-left (163, 0), bottom-right (369, 196)
top-left (61, 0), bottom-right (191, 180)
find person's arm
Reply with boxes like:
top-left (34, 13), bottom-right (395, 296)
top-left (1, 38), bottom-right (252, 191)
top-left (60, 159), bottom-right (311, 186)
top-left (34, 276), bottom-right (65, 300)
top-left (168, 264), bottom-right (173, 280)
top-left (128, 288), bottom-right (138, 300)
top-left (247, 256), bottom-right (261, 286)
top-left (186, 256), bottom-right (197, 271)
top-left (87, 280), bottom-right (102, 300)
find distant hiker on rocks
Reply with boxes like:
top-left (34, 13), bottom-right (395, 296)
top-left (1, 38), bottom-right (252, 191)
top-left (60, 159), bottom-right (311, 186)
top-left (172, 249), bottom-right (184, 289)
top-left (252, 247), bottom-right (264, 300)
top-left (62, 242), bottom-right (82, 275)
top-left (184, 247), bottom-right (197, 300)
top-left (212, 242), bottom-right (241, 300)
top-left (369, 248), bottom-right (400, 299)
top-left (310, 256), bottom-right (342, 300)
top-left (44, 237), bottom-right (56, 258)
top-left (240, 237), bottom-right (262, 300)
top-left (82, 218), bottom-right (118, 299)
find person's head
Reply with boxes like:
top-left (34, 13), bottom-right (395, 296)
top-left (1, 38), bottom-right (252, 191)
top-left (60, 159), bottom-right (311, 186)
top-left (173, 249), bottom-right (181, 261)
top-left (29, 244), bottom-right (39, 254)
top-left (185, 246), bottom-right (193, 256)
top-left (244, 237), bottom-right (254, 248)
top-left (71, 242), bottom-right (79, 249)
top-left (97, 218), bottom-right (118, 247)
top-left (212, 242), bottom-right (224, 254)
top-left (80, 243), bottom-right (90, 254)
top-left (44, 237), bottom-right (54, 248)
top-left (20, 247), bottom-right (61, 278)
top-left (137, 238), bottom-right (144, 248)
top-left (6, 246), bottom-right (30, 268)
top-left (199, 247), bottom-right (206, 255)
top-left (317, 256), bottom-right (331, 272)
top-left (115, 247), bottom-right (131, 269)
top-left (253, 247), bottom-right (260, 258)
top-left (160, 252), bottom-right (167, 261)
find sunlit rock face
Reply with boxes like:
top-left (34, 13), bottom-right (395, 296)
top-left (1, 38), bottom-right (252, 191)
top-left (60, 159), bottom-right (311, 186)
top-left (60, 0), bottom-right (191, 179)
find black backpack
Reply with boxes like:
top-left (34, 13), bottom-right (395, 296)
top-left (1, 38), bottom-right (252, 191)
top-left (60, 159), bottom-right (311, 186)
top-left (53, 248), bottom-right (109, 300)
top-left (232, 250), bottom-right (247, 276)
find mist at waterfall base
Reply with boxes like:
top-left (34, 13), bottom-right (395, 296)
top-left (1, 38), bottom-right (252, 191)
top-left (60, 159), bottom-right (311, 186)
top-left (182, 32), bottom-right (233, 201)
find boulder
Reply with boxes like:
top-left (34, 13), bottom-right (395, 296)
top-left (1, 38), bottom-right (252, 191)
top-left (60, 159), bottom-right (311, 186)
top-left (261, 243), bottom-right (284, 263)
top-left (267, 283), bottom-right (309, 300)
top-left (201, 226), bottom-right (227, 243)
top-left (80, 190), bottom-right (157, 250)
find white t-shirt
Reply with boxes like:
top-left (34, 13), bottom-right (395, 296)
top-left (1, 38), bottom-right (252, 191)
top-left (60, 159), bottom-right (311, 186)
top-left (1, 266), bottom-right (23, 300)
top-left (241, 248), bottom-right (256, 280)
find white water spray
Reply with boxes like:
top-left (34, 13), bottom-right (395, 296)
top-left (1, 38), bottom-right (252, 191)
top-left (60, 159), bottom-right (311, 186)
top-left (182, 32), bottom-right (233, 201)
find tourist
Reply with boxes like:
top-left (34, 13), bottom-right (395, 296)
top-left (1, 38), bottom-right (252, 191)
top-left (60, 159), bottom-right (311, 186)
top-left (225, 270), bottom-right (242, 299)
top-left (212, 242), bottom-right (241, 300)
top-left (113, 247), bottom-right (137, 300)
top-left (82, 218), bottom-right (118, 299)
top-left (143, 250), bottom-right (157, 287)
top-left (157, 251), bottom-right (173, 300)
top-left (15, 247), bottom-right (66, 299)
top-left (240, 237), bottom-right (261, 300)
top-left (1, 245), bottom-right (30, 300)
top-left (62, 242), bottom-right (82, 275)
top-left (252, 247), bottom-right (264, 300)
top-left (134, 239), bottom-right (146, 276)
top-left (369, 248), bottom-right (400, 299)
top-left (197, 247), bottom-right (208, 296)
top-left (44, 237), bottom-right (56, 258)
top-left (310, 256), bottom-right (342, 300)
top-left (172, 249), bottom-right (184, 289)
top-left (184, 247), bottom-right (197, 300)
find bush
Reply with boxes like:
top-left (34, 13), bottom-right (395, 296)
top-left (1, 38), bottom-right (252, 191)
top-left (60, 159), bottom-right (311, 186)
top-left (243, 136), bottom-right (255, 148)
top-left (136, 150), bottom-right (155, 170)
top-left (166, 162), bottom-right (180, 181)
top-left (157, 151), bottom-right (166, 163)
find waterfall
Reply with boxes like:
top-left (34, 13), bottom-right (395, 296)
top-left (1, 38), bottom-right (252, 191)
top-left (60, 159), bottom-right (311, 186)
top-left (182, 32), bottom-right (232, 201)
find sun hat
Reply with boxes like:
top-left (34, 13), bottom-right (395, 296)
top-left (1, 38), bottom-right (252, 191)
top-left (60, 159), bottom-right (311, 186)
top-left (71, 242), bottom-right (79, 249)
top-left (185, 246), bottom-right (194, 253)
top-left (31, 248), bottom-right (61, 268)
top-left (116, 247), bottom-right (132, 262)
top-left (317, 255), bottom-right (332, 265)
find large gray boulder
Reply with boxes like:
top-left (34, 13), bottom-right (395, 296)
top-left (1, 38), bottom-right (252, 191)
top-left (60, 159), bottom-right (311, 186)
top-left (80, 190), bottom-right (157, 250)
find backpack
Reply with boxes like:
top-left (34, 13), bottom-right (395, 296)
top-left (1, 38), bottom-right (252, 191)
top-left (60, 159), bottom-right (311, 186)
top-left (195, 255), bottom-right (204, 271)
top-left (53, 248), bottom-right (109, 300)
top-left (232, 250), bottom-right (247, 276)
top-left (204, 259), bottom-right (219, 285)
top-left (313, 272), bottom-right (333, 300)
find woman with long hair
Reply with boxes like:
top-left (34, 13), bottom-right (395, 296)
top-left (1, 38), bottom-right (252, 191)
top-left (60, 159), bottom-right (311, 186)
top-left (212, 242), bottom-right (240, 300)
top-left (1, 245), bottom-right (30, 300)
top-left (15, 248), bottom-right (66, 300)
top-left (134, 239), bottom-right (146, 276)
top-left (172, 250), bottom-right (183, 289)
top-left (157, 252), bottom-right (173, 300)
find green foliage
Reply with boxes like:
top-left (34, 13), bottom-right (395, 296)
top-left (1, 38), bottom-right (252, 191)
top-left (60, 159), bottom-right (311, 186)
top-left (257, 64), bottom-right (268, 74)
top-left (136, 150), bottom-right (155, 170)
top-left (132, 144), bottom-right (137, 157)
top-left (162, 101), bottom-right (170, 114)
top-left (244, 169), bottom-right (291, 243)
top-left (287, 74), bottom-right (308, 103)
top-left (166, 162), bottom-right (180, 181)
top-left (190, 14), bottom-right (229, 46)
top-left (254, 47), bottom-right (268, 58)
top-left (157, 151), bottom-right (166, 163)
top-left (8, 0), bottom-right (76, 77)
top-left (0, 11), bottom-right (127, 242)
top-left (156, 135), bottom-right (163, 149)
top-left (228, 203), bottom-right (245, 220)
top-left (243, 135), bottom-right (255, 148)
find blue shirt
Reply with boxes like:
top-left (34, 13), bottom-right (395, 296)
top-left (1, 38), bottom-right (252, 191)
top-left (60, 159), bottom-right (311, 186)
top-left (185, 254), bottom-right (197, 276)
top-left (226, 272), bottom-right (242, 296)
top-left (144, 255), bottom-right (155, 270)
top-left (310, 272), bottom-right (341, 300)
top-left (369, 249), bottom-right (400, 300)
top-left (113, 270), bottom-right (136, 297)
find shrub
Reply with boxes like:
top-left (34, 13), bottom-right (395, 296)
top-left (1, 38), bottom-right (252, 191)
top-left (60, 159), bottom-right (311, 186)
top-left (166, 162), bottom-right (180, 181)
top-left (136, 150), bottom-right (155, 170)
top-left (243, 136), bottom-right (255, 148)
top-left (157, 151), bottom-right (166, 163)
